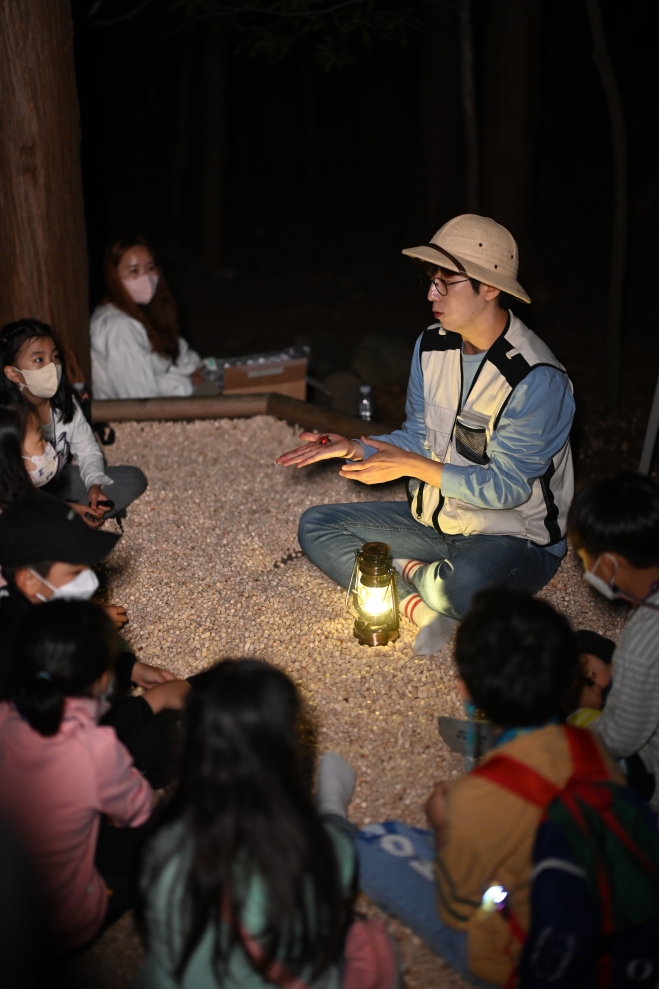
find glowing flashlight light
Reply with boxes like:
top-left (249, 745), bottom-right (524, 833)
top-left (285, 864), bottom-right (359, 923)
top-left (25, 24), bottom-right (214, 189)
top-left (480, 885), bottom-right (508, 913)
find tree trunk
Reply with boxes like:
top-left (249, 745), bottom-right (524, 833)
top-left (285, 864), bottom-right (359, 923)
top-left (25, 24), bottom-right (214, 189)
top-left (585, 0), bottom-right (627, 411)
top-left (417, 0), bottom-right (466, 229)
top-left (0, 0), bottom-right (90, 381)
top-left (458, 0), bottom-right (480, 214)
top-left (480, 0), bottom-right (543, 247)
top-left (201, 28), bottom-right (226, 272)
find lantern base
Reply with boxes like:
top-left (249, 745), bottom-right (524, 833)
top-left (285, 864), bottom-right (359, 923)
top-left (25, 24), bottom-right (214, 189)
top-left (353, 624), bottom-right (399, 647)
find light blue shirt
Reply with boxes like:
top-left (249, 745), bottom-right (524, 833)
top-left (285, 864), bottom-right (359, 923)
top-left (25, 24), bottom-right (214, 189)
top-left (361, 334), bottom-right (575, 556)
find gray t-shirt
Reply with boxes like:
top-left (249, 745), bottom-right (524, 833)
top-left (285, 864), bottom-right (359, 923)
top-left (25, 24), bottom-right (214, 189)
top-left (592, 592), bottom-right (659, 802)
top-left (460, 347), bottom-right (486, 409)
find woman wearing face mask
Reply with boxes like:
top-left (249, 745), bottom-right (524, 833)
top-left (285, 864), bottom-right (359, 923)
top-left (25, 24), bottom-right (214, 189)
top-left (0, 320), bottom-right (147, 526)
top-left (90, 237), bottom-right (213, 399)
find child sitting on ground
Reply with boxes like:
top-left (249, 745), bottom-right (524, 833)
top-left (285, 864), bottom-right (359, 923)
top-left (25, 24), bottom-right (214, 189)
top-left (0, 493), bottom-right (189, 787)
top-left (0, 404), bottom-right (37, 511)
top-left (329, 588), bottom-right (626, 987)
top-left (568, 471), bottom-right (659, 803)
top-left (136, 660), bottom-right (398, 989)
top-left (0, 319), bottom-right (147, 525)
top-left (0, 404), bottom-right (129, 623)
top-left (0, 600), bottom-right (153, 952)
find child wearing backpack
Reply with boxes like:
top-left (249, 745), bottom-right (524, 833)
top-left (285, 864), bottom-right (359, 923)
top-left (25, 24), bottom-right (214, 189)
top-left (567, 472), bottom-right (659, 804)
top-left (0, 600), bottom-right (154, 953)
top-left (351, 588), bottom-right (659, 988)
top-left (0, 319), bottom-right (147, 525)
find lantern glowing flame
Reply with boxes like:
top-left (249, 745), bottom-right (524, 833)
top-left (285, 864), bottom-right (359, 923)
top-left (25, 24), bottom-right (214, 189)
top-left (347, 541), bottom-right (399, 646)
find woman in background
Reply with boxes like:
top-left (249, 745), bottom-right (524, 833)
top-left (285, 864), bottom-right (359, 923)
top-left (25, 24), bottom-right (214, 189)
top-left (91, 237), bottom-right (211, 400)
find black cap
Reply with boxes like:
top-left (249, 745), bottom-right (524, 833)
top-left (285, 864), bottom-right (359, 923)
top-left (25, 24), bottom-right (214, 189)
top-left (574, 629), bottom-right (615, 665)
top-left (0, 493), bottom-right (120, 569)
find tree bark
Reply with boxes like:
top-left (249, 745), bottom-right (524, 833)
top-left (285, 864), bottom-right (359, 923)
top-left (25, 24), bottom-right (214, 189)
top-left (0, 0), bottom-right (90, 380)
top-left (480, 0), bottom-right (543, 246)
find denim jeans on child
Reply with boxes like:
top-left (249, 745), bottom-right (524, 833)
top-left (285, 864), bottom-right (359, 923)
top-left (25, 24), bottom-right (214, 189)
top-left (354, 821), bottom-right (497, 988)
top-left (298, 501), bottom-right (561, 619)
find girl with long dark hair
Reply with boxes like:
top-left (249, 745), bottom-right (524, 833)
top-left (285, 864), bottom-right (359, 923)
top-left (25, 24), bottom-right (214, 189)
top-left (0, 403), bottom-right (36, 510)
top-left (136, 660), bottom-right (356, 989)
top-left (90, 237), bottom-right (211, 399)
top-left (0, 601), bottom-right (154, 952)
top-left (0, 319), bottom-right (147, 524)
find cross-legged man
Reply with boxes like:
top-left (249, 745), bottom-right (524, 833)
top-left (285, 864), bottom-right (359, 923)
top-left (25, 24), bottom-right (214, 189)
top-left (277, 215), bottom-right (575, 653)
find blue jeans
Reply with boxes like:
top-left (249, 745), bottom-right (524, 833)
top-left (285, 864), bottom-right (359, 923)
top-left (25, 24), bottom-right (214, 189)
top-left (299, 501), bottom-right (561, 619)
top-left (324, 817), bottom-right (496, 988)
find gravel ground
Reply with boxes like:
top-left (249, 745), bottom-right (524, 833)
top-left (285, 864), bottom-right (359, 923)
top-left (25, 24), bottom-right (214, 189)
top-left (67, 416), bottom-right (630, 989)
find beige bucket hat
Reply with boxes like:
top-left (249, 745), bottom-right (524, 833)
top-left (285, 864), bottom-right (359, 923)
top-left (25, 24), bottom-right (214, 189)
top-left (402, 213), bottom-right (531, 304)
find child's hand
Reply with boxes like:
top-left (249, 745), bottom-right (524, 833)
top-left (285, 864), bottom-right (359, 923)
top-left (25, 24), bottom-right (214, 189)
top-left (66, 500), bottom-right (104, 528)
top-left (101, 603), bottom-right (128, 629)
top-left (88, 485), bottom-right (112, 516)
top-left (579, 653), bottom-right (612, 690)
top-left (142, 679), bottom-right (191, 714)
top-left (579, 680), bottom-right (603, 711)
top-left (425, 780), bottom-right (450, 833)
top-left (131, 661), bottom-right (176, 688)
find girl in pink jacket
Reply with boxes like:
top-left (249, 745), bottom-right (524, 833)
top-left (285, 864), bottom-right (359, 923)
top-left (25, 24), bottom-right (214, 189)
top-left (0, 600), bottom-right (153, 952)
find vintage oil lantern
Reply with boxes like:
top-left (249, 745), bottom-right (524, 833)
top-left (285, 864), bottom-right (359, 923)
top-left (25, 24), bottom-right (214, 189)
top-left (347, 541), bottom-right (399, 646)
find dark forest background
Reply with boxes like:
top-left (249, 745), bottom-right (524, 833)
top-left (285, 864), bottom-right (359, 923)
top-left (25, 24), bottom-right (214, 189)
top-left (71, 0), bottom-right (659, 479)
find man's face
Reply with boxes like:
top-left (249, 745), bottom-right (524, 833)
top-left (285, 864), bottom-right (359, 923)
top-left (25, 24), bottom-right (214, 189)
top-left (427, 271), bottom-right (488, 335)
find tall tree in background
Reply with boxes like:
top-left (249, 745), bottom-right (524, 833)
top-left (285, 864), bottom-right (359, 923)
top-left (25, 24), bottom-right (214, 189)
top-left (201, 28), bottom-right (227, 271)
top-left (0, 0), bottom-right (90, 378)
top-left (585, 0), bottom-right (627, 411)
top-left (480, 0), bottom-right (543, 249)
top-left (418, 1), bottom-right (465, 229)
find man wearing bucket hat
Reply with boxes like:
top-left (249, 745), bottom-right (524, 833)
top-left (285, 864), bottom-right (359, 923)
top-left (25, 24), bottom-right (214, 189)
top-left (277, 215), bottom-right (575, 654)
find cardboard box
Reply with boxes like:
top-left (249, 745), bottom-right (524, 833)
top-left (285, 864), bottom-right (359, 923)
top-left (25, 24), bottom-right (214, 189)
top-left (223, 357), bottom-right (307, 400)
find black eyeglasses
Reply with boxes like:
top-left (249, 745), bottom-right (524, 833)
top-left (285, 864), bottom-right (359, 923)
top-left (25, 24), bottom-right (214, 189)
top-left (418, 274), bottom-right (471, 296)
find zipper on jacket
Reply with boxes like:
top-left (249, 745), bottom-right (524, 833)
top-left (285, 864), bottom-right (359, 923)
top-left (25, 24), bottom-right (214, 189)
top-left (415, 481), bottom-right (426, 519)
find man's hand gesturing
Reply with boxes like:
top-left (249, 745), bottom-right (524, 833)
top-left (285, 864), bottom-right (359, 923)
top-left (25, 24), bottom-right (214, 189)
top-left (276, 432), bottom-right (363, 468)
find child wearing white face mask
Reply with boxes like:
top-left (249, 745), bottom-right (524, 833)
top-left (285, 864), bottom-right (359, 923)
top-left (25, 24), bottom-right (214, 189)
top-left (0, 494), bottom-right (191, 791)
top-left (90, 236), bottom-right (217, 400)
top-left (0, 319), bottom-right (147, 525)
top-left (568, 472), bottom-right (659, 805)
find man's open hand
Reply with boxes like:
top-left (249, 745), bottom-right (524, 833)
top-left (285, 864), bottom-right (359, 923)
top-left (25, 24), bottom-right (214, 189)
top-left (340, 437), bottom-right (443, 486)
top-left (276, 432), bottom-right (363, 468)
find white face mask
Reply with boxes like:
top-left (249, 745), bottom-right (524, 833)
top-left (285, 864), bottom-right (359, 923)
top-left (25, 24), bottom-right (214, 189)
top-left (583, 554), bottom-right (619, 601)
top-left (31, 567), bottom-right (99, 603)
top-left (23, 442), bottom-right (59, 487)
top-left (122, 273), bottom-right (158, 305)
top-left (14, 362), bottom-right (62, 399)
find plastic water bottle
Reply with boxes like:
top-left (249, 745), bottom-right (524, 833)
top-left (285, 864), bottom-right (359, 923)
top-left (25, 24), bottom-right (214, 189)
top-left (358, 385), bottom-right (373, 421)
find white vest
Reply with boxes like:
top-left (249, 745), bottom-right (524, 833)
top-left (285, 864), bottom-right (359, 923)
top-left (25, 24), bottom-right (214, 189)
top-left (407, 313), bottom-right (574, 545)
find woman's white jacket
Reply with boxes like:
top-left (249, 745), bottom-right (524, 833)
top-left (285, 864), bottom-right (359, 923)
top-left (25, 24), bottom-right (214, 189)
top-left (90, 303), bottom-right (201, 399)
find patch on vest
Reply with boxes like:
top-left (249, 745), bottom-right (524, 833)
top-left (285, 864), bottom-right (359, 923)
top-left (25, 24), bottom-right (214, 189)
top-left (454, 410), bottom-right (490, 465)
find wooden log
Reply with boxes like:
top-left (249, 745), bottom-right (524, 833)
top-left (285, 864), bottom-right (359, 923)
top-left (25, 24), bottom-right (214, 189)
top-left (91, 392), bottom-right (398, 437)
top-left (91, 394), bottom-right (269, 422)
top-left (266, 392), bottom-right (395, 437)
top-left (0, 0), bottom-right (90, 380)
